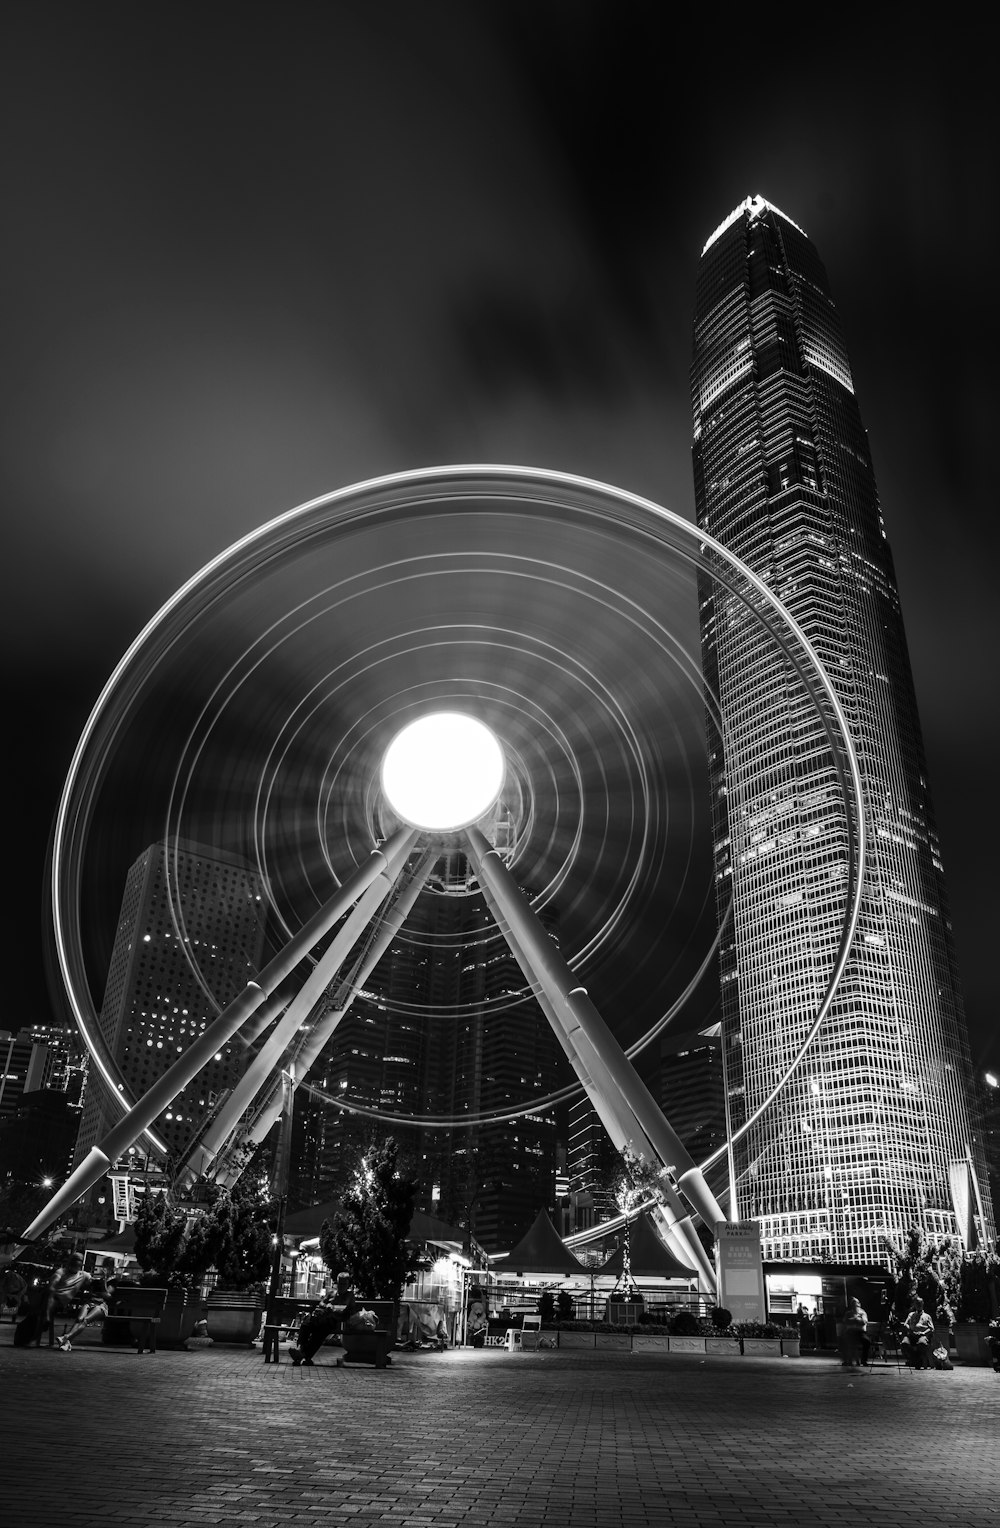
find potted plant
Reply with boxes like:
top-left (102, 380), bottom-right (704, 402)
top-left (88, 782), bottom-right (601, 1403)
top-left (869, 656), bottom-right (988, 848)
top-left (131, 1191), bottom-right (204, 1349)
top-left (199, 1177), bottom-right (273, 1343)
top-left (949, 1247), bottom-right (1000, 1365)
top-left (319, 1137), bottom-right (430, 1349)
top-left (779, 1324), bottom-right (801, 1357)
top-left (133, 1175), bottom-right (273, 1345)
top-left (881, 1226), bottom-right (957, 1352)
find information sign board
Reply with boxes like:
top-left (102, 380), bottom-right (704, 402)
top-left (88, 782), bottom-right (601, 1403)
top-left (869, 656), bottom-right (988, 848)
top-left (716, 1221), bottom-right (765, 1322)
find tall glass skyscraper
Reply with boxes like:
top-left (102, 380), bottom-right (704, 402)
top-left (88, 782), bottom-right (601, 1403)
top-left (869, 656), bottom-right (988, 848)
top-left (691, 195), bottom-right (993, 1263)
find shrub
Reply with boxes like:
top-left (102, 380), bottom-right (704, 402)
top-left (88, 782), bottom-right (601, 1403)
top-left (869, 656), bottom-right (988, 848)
top-left (710, 1305), bottom-right (733, 1331)
top-left (670, 1308), bottom-right (701, 1335)
top-left (538, 1290), bottom-right (556, 1324)
top-left (732, 1320), bottom-right (781, 1339)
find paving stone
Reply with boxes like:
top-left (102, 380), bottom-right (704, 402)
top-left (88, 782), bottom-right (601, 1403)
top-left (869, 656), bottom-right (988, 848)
top-left (2, 1327), bottom-right (998, 1525)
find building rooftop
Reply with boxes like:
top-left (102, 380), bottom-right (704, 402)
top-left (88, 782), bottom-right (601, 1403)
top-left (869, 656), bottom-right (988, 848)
top-left (702, 193), bottom-right (807, 255)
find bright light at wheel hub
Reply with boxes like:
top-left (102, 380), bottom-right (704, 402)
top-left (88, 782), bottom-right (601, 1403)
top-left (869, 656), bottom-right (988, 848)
top-left (380, 712), bottom-right (505, 832)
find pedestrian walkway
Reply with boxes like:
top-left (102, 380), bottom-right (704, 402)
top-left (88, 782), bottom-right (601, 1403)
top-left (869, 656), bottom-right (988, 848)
top-left (3, 1325), bottom-right (998, 1527)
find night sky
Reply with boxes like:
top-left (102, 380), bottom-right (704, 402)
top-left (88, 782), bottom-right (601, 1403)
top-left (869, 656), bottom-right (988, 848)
top-left (2, 7), bottom-right (996, 1078)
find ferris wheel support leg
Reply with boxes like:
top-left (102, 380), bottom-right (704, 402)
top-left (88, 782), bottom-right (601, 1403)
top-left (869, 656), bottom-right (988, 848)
top-left (182, 833), bottom-right (418, 1181)
top-left (285, 846), bottom-right (437, 1078)
top-left (471, 862), bottom-right (707, 1272)
top-left (22, 825), bottom-right (417, 1241)
top-left (465, 825), bottom-right (722, 1293)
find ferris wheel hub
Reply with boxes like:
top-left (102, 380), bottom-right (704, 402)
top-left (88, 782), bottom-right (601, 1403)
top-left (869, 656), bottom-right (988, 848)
top-left (380, 710), bottom-right (505, 832)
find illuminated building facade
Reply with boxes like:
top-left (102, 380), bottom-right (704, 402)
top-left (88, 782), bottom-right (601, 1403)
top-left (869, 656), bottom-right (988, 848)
top-left (691, 196), bottom-right (994, 1262)
top-left (567, 1096), bottom-right (620, 1228)
top-left (72, 839), bottom-right (267, 1177)
top-left (0, 1029), bottom-right (59, 1121)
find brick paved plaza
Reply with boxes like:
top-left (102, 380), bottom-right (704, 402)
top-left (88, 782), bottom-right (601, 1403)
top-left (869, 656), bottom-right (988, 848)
top-left (3, 1327), bottom-right (998, 1528)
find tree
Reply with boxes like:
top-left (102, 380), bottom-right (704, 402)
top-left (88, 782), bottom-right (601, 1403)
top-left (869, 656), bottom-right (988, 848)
top-left (881, 1227), bottom-right (954, 1325)
top-left (133, 1176), bottom-right (273, 1289)
top-left (134, 1190), bottom-right (189, 1282)
top-left (319, 1137), bottom-right (429, 1299)
top-left (205, 1175), bottom-right (274, 1287)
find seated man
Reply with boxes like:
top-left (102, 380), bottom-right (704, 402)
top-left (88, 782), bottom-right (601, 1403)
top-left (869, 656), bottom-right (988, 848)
top-left (56, 1259), bottom-right (115, 1352)
top-left (289, 1273), bottom-right (358, 1366)
top-left (839, 1297), bottom-right (870, 1367)
top-left (47, 1253), bottom-right (92, 1334)
top-left (899, 1297), bottom-right (935, 1368)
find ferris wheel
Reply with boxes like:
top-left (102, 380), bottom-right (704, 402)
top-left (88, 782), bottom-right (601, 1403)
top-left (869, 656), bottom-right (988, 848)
top-left (25, 466), bottom-right (865, 1292)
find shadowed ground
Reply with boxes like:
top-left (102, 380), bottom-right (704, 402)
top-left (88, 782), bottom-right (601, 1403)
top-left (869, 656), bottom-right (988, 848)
top-left (3, 1327), bottom-right (998, 1526)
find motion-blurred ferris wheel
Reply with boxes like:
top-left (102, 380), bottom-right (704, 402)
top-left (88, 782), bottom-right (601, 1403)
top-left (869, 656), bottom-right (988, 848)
top-left (31, 466), bottom-right (865, 1290)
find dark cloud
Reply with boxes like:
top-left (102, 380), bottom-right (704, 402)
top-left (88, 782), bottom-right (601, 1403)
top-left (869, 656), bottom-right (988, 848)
top-left (2, 5), bottom-right (996, 1074)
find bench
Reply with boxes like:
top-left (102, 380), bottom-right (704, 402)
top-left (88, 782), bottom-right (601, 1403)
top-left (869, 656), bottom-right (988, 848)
top-left (50, 1287), bottom-right (168, 1353)
top-left (260, 1297), bottom-right (318, 1363)
top-left (111, 1287), bottom-right (169, 1353)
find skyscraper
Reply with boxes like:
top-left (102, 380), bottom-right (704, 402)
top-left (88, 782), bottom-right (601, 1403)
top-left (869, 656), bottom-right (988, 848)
top-left (691, 195), bottom-right (994, 1262)
top-left (72, 839), bottom-right (267, 1182)
top-left (567, 1096), bottom-right (620, 1228)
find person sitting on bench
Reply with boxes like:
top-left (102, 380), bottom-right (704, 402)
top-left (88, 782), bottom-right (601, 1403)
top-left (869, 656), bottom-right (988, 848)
top-left (47, 1253), bottom-right (92, 1335)
top-left (900, 1297), bottom-right (935, 1368)
top-left (56, 1260), bottom-right (115, 1352)
top-left (290, 1273), bottom-right (358, 1366)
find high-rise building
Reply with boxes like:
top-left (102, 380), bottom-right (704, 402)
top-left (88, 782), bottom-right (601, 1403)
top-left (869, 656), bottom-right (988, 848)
top-left (691, 195), bottom-right (994, 1263)
top-left (657, 1025), bottom-right (728, 1178)
top-left (567, 1096), bottom-right (620, 1228)
top-left (72, 839), bottom-right (267, 1181)
top-left (0, 1025), bottom-right (83, 1215)
top-left (0, 1030), bottom-right (53, 1120)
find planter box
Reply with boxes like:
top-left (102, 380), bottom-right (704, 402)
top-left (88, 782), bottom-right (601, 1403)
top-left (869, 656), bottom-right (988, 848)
top-left (780, 1336), bottom-right (801, 1358)
top-left (595, 1331), bottom-right (631, 1350)
top-left (668, 1335), bottom-right (707, 1354)
top-left (705, 1337), bottom-right (740, 1356)
top-left (159, 1290), bottom-right (203, 1349)
top-left (557, 1331), bottom-right (596, 1349)
top-left (954, 1323), bottom-right (993, 1366)
top-left (631, 1334), bottom-right (672, 1353)
top-left (740, 1337), bottom-right (782, 1357)
top-left (206, 1290), bottom-right (263, 1345)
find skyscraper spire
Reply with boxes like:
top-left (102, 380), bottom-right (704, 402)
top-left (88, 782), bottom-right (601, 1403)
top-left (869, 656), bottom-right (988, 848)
top-left (691, 197), bottom-right (993, 1262)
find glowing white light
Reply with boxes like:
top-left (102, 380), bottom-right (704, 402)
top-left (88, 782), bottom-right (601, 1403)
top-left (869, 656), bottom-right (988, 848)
top-left (381, 712), bottom-right (505, 831)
